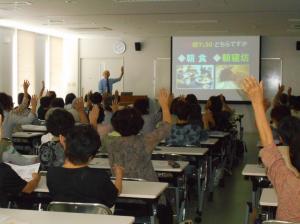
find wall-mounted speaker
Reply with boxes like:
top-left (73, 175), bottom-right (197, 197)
top-left (297, 41), bottom-right (300, 51)
top-left (135, 42), bottom-right (142, 51)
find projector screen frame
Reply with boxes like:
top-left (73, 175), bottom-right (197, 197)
top-left (170, 36), bottom-right (261, 105)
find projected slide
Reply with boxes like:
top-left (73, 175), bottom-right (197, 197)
top-left (172, 36), bottom-right (260, 101)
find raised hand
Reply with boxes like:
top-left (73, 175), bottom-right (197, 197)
top-left (278, 84), bottom-right (285, 93)
top-left (30, 95), bottom-right (38, 108)
top-left (89, 105), bottom-right (100, 126)
top-left (288, 87), bottom-right (292, 96)
top-left (158, 89), bottom-right (170, 108)
top-left (111, 98), bottom-right (119, 113)
top-left (23, 80), bottom-right (30, 94)
top-left (242, 76), bottom-right (264, 105)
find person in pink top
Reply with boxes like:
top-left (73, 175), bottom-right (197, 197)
top-left (242, 76), bottom-right (300, 222)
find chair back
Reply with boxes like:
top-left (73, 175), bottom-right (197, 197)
top-left (47, 201), bottom-right (112, 215)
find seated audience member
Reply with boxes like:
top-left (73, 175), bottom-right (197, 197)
top-left (273, 84), bottom-right (289, 107)
top-left (102, 94), bottom-right (114, 125)
top-left (219, 94), bottom-right (234, 113)
top-left (0, 162), bottom-right (40, 207)
top-left (87, 92), bottom-right (104, 123)
top-left (46, 125), bottom-right (122, 208)
top-left (188, 103), bottom-right (204, 128)
top-left (47, 90), bottom-right (57, 101)
top-left (185, 94), bottom-right (203, 127)
top-left (185, 94), bottom-right (198, 105)
top-left (1, 81), bottom-right (38, 139)
top-left (133, 98), bottom-right (161, 134)
top-left (50, 98), bottom-right (64, 108)
top-left (38, 96), bottom-right (51, 120)
top-left (102, 89), bottom-right (171, 181)
top-left (0, 109), bottom-right (36, 165)
top-left (242, 76), bottom-right (300, 222)
top-left (100, 89), bottom-right (173, 223)
top-left (165, 99), bottom-right (208, 146)
top-left (0, 138), bottom-right (37, 165)
top-left (289, 95), bottom-right (300, 119)
top-left (64, 93), bottom-right (79, 122)
top-left (0, 93), bottom-right (13, 120)
top-left (169, 96), bottom-right (181, 124)
top-left (45, 97), bottom-right (65, 120)
top-left (203, 95), bottom-right (232, 131)
top-left (39, 109), bottom-right (75, 170)
top-left (270, 105), bottom-right (291, 140)
top-left (84, 91), bottom-right (93, 114)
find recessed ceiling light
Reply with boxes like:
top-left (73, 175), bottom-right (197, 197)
top-left (48, 19), bottom-right (64, 24)
top-left (177, 29), bottom-right (229, 33)
top-left (114, 0), bottom-right (193, 2)
top-left (158, 19), bottom-right (218, 24)
top-left (65, 0), bottom-right (77, 3)
top-left (0, 1), bottom-right (32, 6)
top-left (288, 18), bottom-right (300, 23)
top-left (287, 29), bottom-right (300, 33)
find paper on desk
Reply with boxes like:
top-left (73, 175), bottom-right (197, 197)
top-left (0, 215), bottom-right (9, 223)
top-left (0, 218), bottom-right (30, 224)
top-left (21, 124), bottom-right (46, 132)
top-left (5, 163), bottom-right (40, 181)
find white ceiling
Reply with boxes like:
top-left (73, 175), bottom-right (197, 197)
top-left (0, 0), bottom-right (300, 37)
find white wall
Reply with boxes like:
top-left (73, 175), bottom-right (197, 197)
top-left (80, 37), bottom-right (170, 97)
top-left (80, 36), bottom-right (300, 133)
top-left (0, 27), bottom-right (14, 94)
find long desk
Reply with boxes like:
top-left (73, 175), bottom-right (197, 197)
top-left (35, 176), bottom-right (167, 224)
top-left (0, 208), bottom-right (135, 224)
top-left (259, 188), bottom-right (278, 221)
top-left (12, 132), bottom-right (44, 155)
top-left (242, 164), bottom-right (266, 177)
top-left (155, 146), bottom-right (208, 217)
top-left (259, 188), bottom-right (278, 207)
top-left (200, 138), bottom-right (219, 146)
top-left (89, 158), bottom-right (188, 222)
top-left (21, 124), bottom-right (47, 132)
top-left (89, 158), bottom-right (189, 173)
top-left (242, 164), bottom-right (269, 224)
top-left (208, 131), bottom-right (230, 138)
top-left (35, 176), bottom-right (168, 200)
top-left (200, 138), bottom-right (221, 202)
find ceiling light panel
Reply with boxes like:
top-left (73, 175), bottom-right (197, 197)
top-left (114, 0), bottom-right (194, 2)
top-left (158, 19), bottom-right (218, 24)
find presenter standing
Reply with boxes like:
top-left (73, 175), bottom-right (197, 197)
top-left (98, 66), bottom-right (124, 94)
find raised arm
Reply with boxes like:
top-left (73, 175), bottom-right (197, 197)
top-left (144, 89), bottom-right (172, 151)
top-left (242, 76), bottom-right (274, 147)
top-left (89, 105), bottom-right (100, 130)
top-left (39, 81), bottom-right (45, 99)
top-left (14, 80), bottom-right (30, 113)
top-left (119, 66), bottom-right (124, 80)
top-left (272, 84), bottom-right (285, 107)
top-left (112, 66), bottom-right (124, 83)
top-left (159, 89), bottom-right (172, 124)
top-left (74, 97), bottom-right (89, 124)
